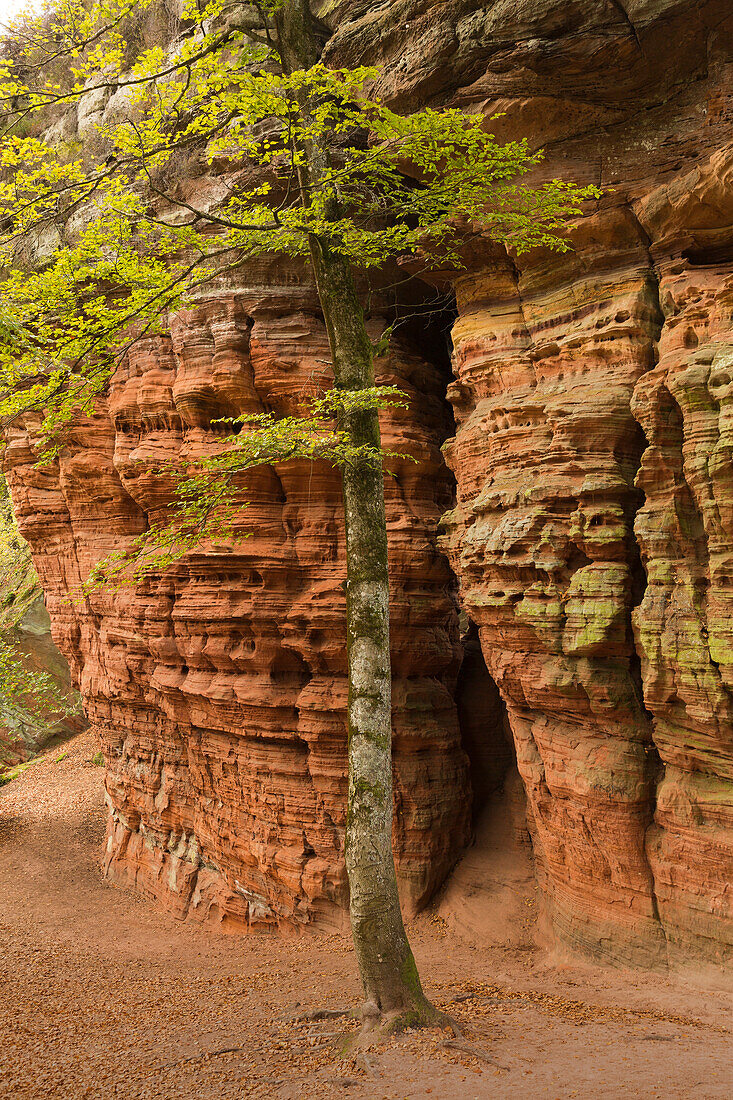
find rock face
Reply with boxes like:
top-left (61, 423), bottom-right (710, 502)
top-left (4, 0), bottom-right (733, 965)
top-left (5, 268), bottom-right (469, 930)
top-left (326, 0), bottom-right (732, 965)
top-left (440, 242), bottom-right (667, 965)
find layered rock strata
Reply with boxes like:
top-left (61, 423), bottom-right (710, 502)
top-left (4, 0), bottom-right (733, 965)
top-left (314, 0), bottom-right (733, 964)
top-left (4, 269), bottom-right (469, 929)
top-left (396, 0), bottom-right (733, 964)
top-left (632, 245), bottom-right (733, 963)
top-left (441, 231), bottom-right (669, 964)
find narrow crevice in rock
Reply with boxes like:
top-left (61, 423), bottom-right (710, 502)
top-left (627, 421), bottom-right (655, 726)
top-left (439, 619), bottom-right (536, 947)
top-left (665, 388), bottom-right (712, 584)
top-left (392, 288), bottom-right (459, 443)
top-left (628, 520), bottom-right (666, 931)
top-left (455, 622), bottom-right (517, 827)
top-left (625, 276), bottom-right (669, 955)
top-left (607, 0), bottom-right (644, 53)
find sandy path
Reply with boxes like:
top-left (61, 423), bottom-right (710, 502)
top-left (1, 729), bottom-right (730, 1100)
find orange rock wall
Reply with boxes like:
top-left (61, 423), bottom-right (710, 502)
top-left (5, 270), bottom-right (469, 930)
top-left (441, 240), bottom-right (667, 964)
top-left (325, 0), bottom-right (733, 964)
top-left (5, 0), bottom-right (733, 965)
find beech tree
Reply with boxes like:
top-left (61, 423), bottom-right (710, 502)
top-left (0, 633), bottom-right (74, 757)
top-left (0, 0), bottom-right (597, 1029)
top-left (0, 474), bottom-right (77, 757)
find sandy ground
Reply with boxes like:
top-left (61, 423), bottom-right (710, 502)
top-left (1, 728), bottom-right (731, 1100)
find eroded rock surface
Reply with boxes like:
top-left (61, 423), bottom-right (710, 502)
top-left (441, 237), bottom-right (668, 965)
top-left (316, 0), bottom-right (733, 964)
top-left (5, 269), bottom-right (469, 930)
top-left (408, 0), bottom-right (733, 965)
top-left (4, 0), bottom-right (733, 965)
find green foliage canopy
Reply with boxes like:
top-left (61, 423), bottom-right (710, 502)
top-left (0, 0), bottom-right (599, 578)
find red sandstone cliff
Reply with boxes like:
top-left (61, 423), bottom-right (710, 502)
top-left (4, 0), bottom-right (733, 966)
top-left (5, 266), bottom-right (469, 930)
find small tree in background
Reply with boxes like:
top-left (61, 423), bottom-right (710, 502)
top-left (0, 474), bottom-right (78, 773)
top-left (0, 0), bottom-right (597, 1029)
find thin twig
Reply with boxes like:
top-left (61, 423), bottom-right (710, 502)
top-left (439, 1039), bottom-right (510, 1071)
top-left (298, 1006), bottom-right (353, 1022)
top-left (156, 1043), bottom-right (246, 1071)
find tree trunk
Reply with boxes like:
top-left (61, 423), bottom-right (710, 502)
top-left (311, 251), bottom-right (433, 1021)
top-left (274, 0), bottom-right (436, 1024)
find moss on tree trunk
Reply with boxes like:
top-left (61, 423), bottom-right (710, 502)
top-left (275, 0), bottom-right (437, 1025)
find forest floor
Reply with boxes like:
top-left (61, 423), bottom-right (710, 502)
top-left (1, 728), bottom-right (730, 1100)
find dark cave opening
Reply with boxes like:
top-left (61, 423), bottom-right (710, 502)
top-left (627, 418), bottom-right (655, 726)
top-left (681, 242), bottom-right (733, 267)
top-left (455, 622), bottom-right (519, 827)
top-left (393, 286), bottom-right (528, 840)
top-left (391, 284), bottom-right (535, 906)
top-left (625, 418), bottom-right (665, 825)
top-left (391, 286), bottom-right (459, 444)
top-left (442, 620), bottom-right (536, 944)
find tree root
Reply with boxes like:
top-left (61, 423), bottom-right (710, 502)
top-left (339, 997), bottom-right (462, 1048)
top-left (439, 1038), bottom-right (510, 1072)
top-left (290, 998), bottom-right (464, 1060)
top-left (296, 1006), bottom-right (354, 1022)
top-left (156, 1044), bottom-right (246, 1071)
top-left (379, 1006), bottom-right (461, 1037)
top-left (358, 1053), bottom-right (376, 1078)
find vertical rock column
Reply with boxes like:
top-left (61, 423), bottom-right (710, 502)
top-left (632, 156), bottom-right (733, 963)
top-left (442, 216), bottom-right (669, 964)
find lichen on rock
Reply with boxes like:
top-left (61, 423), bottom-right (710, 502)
top-left (3, 0), bottom-right (733, 969)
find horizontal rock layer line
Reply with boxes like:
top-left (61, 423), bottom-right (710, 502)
top-left (4, 0), bottom-right (732, 968)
